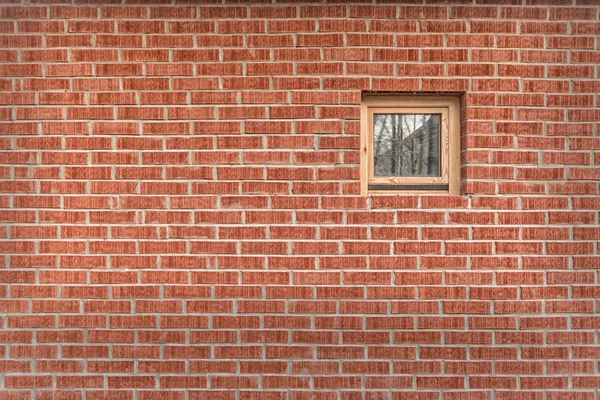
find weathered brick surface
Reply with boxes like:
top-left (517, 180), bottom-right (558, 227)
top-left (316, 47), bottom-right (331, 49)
top-left (1, 0), bottom-right (600, 397)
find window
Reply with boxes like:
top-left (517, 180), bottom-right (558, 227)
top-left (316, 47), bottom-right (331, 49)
top-left (360, 95), bottom-right (460, 196)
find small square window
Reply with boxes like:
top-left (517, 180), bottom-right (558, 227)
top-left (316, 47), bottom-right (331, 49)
top-left (360, 95), bottom-right (461, 196)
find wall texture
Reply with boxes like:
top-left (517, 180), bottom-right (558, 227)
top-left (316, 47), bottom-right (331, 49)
top-left (1, 1), bottom-right (600, 398)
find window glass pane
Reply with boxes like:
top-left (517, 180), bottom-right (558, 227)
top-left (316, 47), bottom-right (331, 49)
top-left (373, 114), bottom-right (440, 177)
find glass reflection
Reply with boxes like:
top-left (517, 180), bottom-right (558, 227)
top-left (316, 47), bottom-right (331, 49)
top-left (373, 114), bottom-right (440, 177)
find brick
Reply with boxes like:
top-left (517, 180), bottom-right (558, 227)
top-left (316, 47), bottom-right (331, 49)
top-left (502, 7), bottom-right (548, 19)
top-left (423, 49), bottom-right (468, 62)
top-left (1, 3), bottom-right (599, 394)
top-left (448, 34), bottom-right (495, 47)
top-left (550, 7), bottom-right (597, 20)
top-left (520, 22), bottom-right (568, 35)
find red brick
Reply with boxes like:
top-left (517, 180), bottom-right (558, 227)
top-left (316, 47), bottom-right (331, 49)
top-left (2, 3), bottom-right (599, 393)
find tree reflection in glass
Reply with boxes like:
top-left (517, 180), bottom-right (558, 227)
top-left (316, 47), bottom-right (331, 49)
top-left (373, 114), bottom-right (440, 177)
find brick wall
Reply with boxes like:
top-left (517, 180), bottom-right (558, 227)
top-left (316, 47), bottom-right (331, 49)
top-left (1, 1), bottom-right (600, 398)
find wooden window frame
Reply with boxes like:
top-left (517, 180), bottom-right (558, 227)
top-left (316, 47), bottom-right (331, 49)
top-left (360, 95), bottom-right (461, 196)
